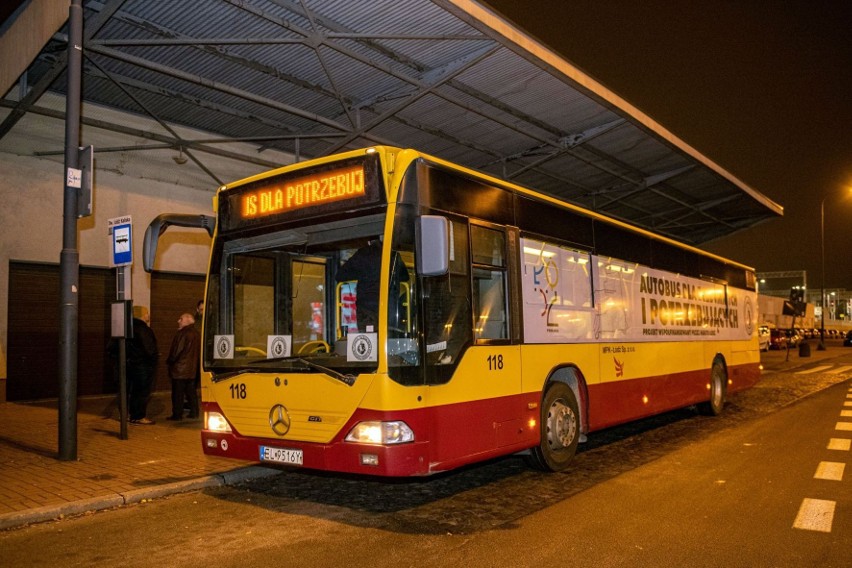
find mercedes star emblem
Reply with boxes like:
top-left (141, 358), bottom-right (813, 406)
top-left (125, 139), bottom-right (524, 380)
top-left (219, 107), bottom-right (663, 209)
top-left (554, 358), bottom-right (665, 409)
top-left (268, 404), bottom-right (291, 436)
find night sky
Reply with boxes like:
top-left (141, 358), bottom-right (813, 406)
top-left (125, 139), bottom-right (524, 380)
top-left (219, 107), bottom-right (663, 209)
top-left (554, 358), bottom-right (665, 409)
top-left (483, 0), bottom-right (852, 290)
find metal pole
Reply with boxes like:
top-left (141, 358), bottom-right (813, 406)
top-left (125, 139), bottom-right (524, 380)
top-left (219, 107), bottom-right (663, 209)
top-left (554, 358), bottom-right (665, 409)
top-left (819, 197), bottom-right (826, 350)
top-left (58, 0), bottom-right (84, 461)
top-left (117, 268), bottom-right (129, 440)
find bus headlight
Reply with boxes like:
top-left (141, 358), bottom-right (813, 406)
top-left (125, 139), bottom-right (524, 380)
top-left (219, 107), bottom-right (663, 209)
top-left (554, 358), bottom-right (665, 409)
top-left (345, 421), bottom-right (414, 445)
top-left (205, 411), bottom-right (232, 433)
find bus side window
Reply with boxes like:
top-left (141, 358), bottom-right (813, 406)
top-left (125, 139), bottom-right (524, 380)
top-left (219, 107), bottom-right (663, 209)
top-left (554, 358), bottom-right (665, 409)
top-left (423, 219), bottom-right (471, 374)
top-left (470, 225), bottom-right (508, 341)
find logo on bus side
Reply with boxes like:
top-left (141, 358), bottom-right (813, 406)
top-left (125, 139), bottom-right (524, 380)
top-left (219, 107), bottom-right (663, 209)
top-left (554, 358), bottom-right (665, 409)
top-left (743, 295), bottom-right (755, 336)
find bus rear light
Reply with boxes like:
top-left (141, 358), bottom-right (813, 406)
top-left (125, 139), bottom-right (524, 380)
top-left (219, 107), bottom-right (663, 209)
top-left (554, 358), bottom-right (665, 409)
top-left (345, 420), bottom-right (414, 445)
top-left (205, 411), bottom-right (232, 433)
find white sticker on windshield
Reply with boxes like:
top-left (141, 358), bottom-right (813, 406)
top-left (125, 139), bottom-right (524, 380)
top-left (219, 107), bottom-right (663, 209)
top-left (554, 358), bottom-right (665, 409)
top-left (214, 335), bottom-right (234, 359)
top-left (347, 333), bottom-right (378, 362)
top-left (267, 335), bottom-right (292, 359)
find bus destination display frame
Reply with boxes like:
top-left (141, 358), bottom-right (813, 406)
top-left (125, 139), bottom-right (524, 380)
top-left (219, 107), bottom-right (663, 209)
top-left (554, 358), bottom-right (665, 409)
top-left (220, 154), bottom-right (385, 232)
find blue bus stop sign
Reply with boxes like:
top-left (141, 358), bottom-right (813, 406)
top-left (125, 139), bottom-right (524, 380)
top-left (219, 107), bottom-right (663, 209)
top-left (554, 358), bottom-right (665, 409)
top-left (108, 215), bottom-right (132, 267)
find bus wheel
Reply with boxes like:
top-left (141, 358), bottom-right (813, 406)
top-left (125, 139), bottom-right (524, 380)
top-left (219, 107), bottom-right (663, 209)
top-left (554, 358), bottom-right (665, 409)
top-left (699, 360), bottom-right (727, 416)
top-left (528, 382), bottom-right (579, 472)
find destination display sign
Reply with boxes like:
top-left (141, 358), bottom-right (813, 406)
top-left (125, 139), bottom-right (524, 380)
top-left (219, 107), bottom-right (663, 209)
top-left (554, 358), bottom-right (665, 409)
top-left (222, 155), bottom-right (384, 232)
top-left (240, 165), bottom-right (365, 219)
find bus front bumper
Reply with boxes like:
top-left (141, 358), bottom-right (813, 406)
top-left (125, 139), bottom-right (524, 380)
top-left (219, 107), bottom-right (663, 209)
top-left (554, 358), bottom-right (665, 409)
top-left (201, 421), bottom-right (431, 477)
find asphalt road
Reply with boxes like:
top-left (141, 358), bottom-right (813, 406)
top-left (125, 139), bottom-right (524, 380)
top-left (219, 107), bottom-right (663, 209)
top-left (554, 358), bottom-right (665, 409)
top-left (3, 347), bottom-right (851, 567)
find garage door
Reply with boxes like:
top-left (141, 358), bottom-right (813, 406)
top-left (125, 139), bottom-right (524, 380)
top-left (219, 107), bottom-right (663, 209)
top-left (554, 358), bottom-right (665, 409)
top-left (7, 262), bottom-right (114, 401)
top-left (7, 263), bottom-right (205, 401)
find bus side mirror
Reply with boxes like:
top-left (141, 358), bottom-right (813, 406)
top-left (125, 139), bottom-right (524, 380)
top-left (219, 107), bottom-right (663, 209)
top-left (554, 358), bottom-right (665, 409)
top-left (416, 215), bottom-right (449, 276)
top-left (142, 213), bottom-right (216, 273)
top-left (142, 218), bottom-right (165, 273)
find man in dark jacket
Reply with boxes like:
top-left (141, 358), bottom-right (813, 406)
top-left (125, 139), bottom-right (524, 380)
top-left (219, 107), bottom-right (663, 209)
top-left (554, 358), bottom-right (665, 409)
top-left (166, 312), bottom-right (200, 421)
top-left (125, 306), bottom-right (158, 425)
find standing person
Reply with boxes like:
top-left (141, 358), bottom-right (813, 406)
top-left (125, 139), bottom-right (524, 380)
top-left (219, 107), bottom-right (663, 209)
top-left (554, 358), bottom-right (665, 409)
top-left (192, 299), bottom-right (204, 388)
top-left (194, 300), bottom-right (204, 333)
top-left (120, 306), bottom-right (158, 425)
top-left (166, 312), bottom-right (200, 421)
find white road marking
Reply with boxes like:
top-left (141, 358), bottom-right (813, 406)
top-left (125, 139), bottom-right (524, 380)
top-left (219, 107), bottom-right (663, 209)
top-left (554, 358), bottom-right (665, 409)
top-left (842, 410), bottom-right (852, 418)
top-left (828, 366), bottom-right (852, 374)
top-left (793, 499), bottom-right (835, 532)
top-left (844, 401), bottom-right (852, 407)
top-left (814, 461), bottom-right (845, 481)
top-left (796, 365), bottom-right (833, 375)
top-left (827, 438), bottom-right (851, 451)
top-left (837, 422), bottom-right (852, 431)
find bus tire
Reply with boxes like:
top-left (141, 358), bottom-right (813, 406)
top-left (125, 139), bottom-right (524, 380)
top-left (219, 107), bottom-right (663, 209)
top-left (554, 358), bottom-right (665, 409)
top-left (528, 381), bottom-right (580, 472)
top-left (699, 359), bottom-right (727, 416)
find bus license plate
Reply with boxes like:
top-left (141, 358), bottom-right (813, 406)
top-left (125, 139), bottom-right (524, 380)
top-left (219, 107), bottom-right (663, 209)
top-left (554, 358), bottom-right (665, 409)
top-left (260, 446), bottom-right (303, 466)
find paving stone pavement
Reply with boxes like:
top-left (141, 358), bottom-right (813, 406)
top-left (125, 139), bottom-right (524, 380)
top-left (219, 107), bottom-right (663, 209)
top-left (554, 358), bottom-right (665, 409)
top-left (0, 392), bottom-right (279, 530)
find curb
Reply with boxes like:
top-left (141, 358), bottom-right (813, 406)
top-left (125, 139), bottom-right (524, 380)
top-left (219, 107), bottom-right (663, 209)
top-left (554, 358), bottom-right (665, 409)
top-left (0, 465), bottom-right (280, 532)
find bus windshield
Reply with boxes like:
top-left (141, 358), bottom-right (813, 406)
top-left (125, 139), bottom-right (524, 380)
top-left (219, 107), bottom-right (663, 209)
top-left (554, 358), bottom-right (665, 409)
top-left (203, 213), bottom-right (405, 374)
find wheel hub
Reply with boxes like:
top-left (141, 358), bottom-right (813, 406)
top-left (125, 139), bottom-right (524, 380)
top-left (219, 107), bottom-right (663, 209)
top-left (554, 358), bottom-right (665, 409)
top-left (546, 399), bottom-right (577, 450)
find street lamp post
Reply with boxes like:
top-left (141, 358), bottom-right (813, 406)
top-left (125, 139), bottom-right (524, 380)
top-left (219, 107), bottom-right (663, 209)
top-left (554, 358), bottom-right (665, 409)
top-left (819, 197), bottom-right (826, 350)
top-left (820, 188), bottom-right (852, 350)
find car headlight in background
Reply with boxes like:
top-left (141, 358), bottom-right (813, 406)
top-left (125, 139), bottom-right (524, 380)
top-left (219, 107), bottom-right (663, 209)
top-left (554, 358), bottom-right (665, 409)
top-left (345, 420), bottom-right (414, 445)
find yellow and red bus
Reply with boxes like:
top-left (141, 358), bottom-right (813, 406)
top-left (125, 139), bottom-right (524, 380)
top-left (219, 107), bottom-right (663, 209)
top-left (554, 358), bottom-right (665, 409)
top-left (145, 146), bottom-right (760, 476)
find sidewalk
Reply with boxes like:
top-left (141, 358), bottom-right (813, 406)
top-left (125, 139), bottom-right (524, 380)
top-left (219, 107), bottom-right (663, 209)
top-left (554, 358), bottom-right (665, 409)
top-left (759, 338), bottom-right (848, 373)
top-left (0, 392), bottom-right (279, 531)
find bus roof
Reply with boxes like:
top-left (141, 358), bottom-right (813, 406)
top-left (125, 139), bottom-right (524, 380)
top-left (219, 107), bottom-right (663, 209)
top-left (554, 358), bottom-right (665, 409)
top-left (220, 145), bottom-right (756, 273)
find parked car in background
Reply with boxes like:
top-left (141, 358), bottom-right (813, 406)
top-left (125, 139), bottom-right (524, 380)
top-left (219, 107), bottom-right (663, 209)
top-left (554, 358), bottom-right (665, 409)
top-left (769, 329), bottom-right (788, 350)
top-left (785, 329), bottom-right (802, 347)
top-left (758, 326), bottom-right (771, 351)
top-left (844, 331), bottom-right (852, 347)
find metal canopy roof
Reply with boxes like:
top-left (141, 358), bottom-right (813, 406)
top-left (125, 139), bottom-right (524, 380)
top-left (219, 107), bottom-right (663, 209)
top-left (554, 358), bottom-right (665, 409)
top-left (0, 0), bottom-right (782, 245)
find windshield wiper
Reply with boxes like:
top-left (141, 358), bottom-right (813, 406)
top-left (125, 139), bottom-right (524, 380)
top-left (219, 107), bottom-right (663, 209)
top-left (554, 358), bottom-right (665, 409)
top-left (291, 357), bottom-right (357, 386)
top-left (212, 368), bottom-right (262, 382)
top-left (212, 357), bottom-right (357, 387)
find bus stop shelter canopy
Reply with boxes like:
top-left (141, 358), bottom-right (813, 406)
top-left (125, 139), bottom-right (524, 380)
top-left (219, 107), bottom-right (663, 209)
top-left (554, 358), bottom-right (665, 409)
top-left (0, 0), bottom-right (782, 246)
